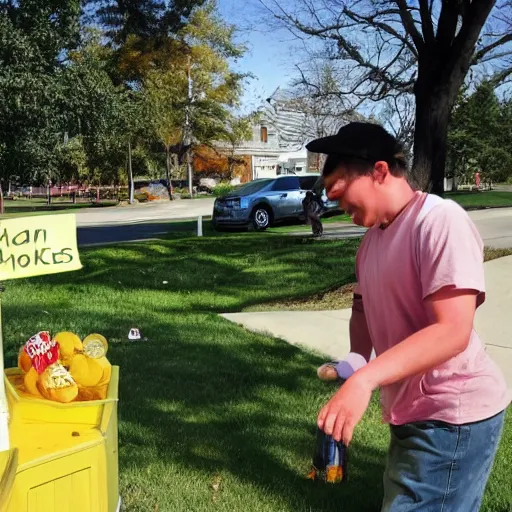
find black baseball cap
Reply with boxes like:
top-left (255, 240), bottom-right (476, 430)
top-left (306, 122), bottom-right (402, 162)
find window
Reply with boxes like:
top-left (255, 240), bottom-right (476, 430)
top-left (233, 179), bottom-right (273, 195)
top-left (272, 176), bottom-right (300, 191)
top-left (299, 176), bottom-right (321, 190)
top-left (260, 126), bottom-right (268, 143)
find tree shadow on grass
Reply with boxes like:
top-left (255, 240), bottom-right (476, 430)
top-left (3, 301), bottom-right (509, 511)
top-left (109, 313), bottom-right (388, 511)
top-left (26, 235), bottom-right (358, 315)
top-left (2, 302), bottom-right (387, 511)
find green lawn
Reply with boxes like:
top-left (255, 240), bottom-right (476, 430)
top-left (447, 191), bottom-right (512, 209)
top-left (2, 232), bottom-right (510, 512)
top-left (268, 213), bottom-right (352, 234)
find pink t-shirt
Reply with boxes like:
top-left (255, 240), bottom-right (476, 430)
top-left (356, 191), bottom-right (510, 425)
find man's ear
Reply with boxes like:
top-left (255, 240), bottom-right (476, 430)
top-left (372, 161), bottom-right (390, 184)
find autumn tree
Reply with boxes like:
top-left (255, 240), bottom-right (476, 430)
top-left (219, 113), bottom-right (254, 179)
top-left (85, 0), bottom-right (207, 83)
top-left (142, 2), bottom-right (247, 193)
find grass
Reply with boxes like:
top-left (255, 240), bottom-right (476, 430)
top-left (2, 231), bottom-right (511, 511)
top-left (249, 246), bottom-right (512, 313)
top-left (268, 213), bottom-right (352, 234)
top-left (447, 191), bottom-right (512, 209)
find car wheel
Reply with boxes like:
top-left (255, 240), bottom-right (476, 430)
top-left (251, 206), bottom-right (271, 231)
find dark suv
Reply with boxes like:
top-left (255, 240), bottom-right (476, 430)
top-left (212, 174), bottom-right (339, 230)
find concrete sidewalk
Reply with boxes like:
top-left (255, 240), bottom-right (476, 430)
top-left (222, 255), bottom-right (512, 390)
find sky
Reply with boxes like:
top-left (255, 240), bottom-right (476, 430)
top-left (216, 0), bottom-right (301, 112)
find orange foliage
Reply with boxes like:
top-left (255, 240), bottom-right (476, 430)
top-left (193, 145), bottom-right (251, 182)
top-left (194, 145), bottom-right (229, 175)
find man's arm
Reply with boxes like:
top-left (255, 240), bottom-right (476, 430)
top-left (319, 287), bottom-right (477, 444)
top-left (333, 290), bottom-right (372, 379)
top-left (349, 289), bottom-right (373, 362)
top-left (356, 287), bottom-right (476, 390)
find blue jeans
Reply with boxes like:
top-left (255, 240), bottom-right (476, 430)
top-left (381, 411), bottom-right (505, 512)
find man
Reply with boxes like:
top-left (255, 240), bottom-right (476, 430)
top-left (306, 122), bottom-right (509, 511)
top-left (302, 190), bottom-right (323, 236)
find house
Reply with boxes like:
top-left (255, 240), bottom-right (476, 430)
top-left (219, 87), bottom-right (360, 181)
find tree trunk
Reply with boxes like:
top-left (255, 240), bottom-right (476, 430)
top-left (128, 141), bottom-right (134, 204)
top-left (0, 182), bottom-right (4, 215)
top-left (228, 157), bottom-right (234, 181)
top-left (412, 84), bottom-right (452, 195)
top-left (187, 149), bottom-right (193, 196)
top-left (165, 146), bottom-right (173, 200)
top-left (411, 0), bottom-right (494, 196)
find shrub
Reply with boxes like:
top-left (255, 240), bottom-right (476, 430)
top-left (212, 183), bottom-right (235, 197)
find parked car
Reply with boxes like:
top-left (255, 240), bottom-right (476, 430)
top-left (212, 174), bottom-right (339, 231)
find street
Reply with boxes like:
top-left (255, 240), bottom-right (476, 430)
top-left (75, 197), bottom-right (215, 227)
top-left (76, 198), bottom-right (215, 246)
top-left (74, 197), bottom-right (512, 249)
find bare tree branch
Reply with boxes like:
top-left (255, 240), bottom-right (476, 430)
top-left (453, 0), bottom-right (497, 70)
top-left (395, 0), bottom-right (425, 51)
top-left (435, 0), bottom-right (460, 48)
top-left (489, 66), bottom-right (512, 86)
top-left (473, 33), bottom-right (512, 63)
top-left (419, 0), bottom-right (435, 44)
top-left (343, 8), bottom-right (418, 57)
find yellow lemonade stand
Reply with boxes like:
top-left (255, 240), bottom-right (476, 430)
top-left (0, 215), bottom-right (120, 512)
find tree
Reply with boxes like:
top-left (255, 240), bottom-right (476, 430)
top-left (88, 0), bottom-right (206, 45)
top-left (447, 82), bottom-right (512, 187)
top-left (0, 0), bottom-right (82, 201)
top-left (261, 0), bottom-right (512, 194)
top-left (144, 68), bottom-right (186, 198)
top-left (61, 30), bottom-right (148, 192)
top-left (142, 1), bottom-right (247, 193)
top-left (85, 0), bottom-right (207, 84)
top-left (292, 63), bottom-right (363, 138)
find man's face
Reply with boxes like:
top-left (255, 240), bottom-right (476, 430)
top-left (324, 166), bottom-right (381, 227)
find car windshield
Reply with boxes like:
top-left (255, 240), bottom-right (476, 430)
top-left (232, 179), bottom-right (273, 195)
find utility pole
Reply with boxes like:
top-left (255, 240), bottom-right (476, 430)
top-left (128, 141), bottom-right (134, 204)
top-left (185, 55), bottom-right (193, 196)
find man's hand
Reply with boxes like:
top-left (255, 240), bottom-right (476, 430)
top-left (317, 372), bottom-right (373, 446)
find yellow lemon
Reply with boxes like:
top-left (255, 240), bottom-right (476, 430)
top-left (54, 332), bottom-right (83, 361)
top-left (24, 367), bottom-right (42, 397)
top-left (96, 357), bottom-right (112, 387)
top-left (82, 333), bottom-right (108, 359)
top-left (69, 354), bottom-right (103, 387)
